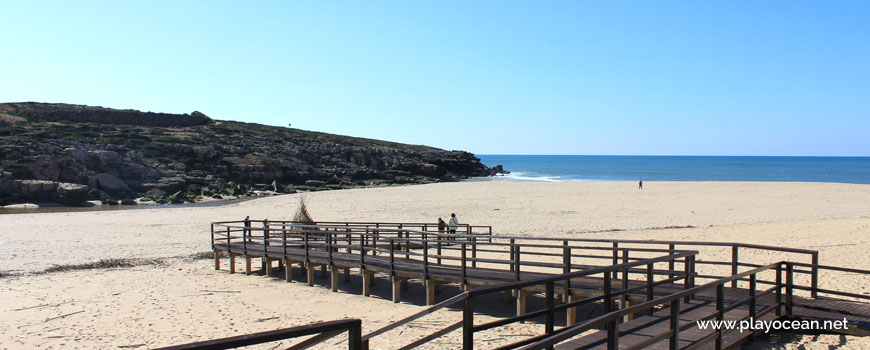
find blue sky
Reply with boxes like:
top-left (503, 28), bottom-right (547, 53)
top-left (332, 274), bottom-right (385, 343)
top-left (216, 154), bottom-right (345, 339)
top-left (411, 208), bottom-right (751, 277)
top-left (1, 1), bottom-right (868, 156)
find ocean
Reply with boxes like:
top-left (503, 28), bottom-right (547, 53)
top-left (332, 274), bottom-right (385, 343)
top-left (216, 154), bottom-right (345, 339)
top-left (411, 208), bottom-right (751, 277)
top-left (475, 155), bottom-right (870, 184)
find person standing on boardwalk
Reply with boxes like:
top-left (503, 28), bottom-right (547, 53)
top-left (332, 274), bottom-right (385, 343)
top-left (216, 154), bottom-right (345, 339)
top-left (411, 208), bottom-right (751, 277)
top-left (448, 213), bottom-right (459, 240)
top-left (437, 217), bottom-right (446, 234)
top-left (638, 179), bottom-right (643, 190)
top-left (244, 215), bottom-right (252, 242)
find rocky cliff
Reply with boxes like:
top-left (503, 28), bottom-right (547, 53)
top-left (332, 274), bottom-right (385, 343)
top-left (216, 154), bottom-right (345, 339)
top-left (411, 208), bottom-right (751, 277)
top-left (0, 102), bottom-right (504, 205)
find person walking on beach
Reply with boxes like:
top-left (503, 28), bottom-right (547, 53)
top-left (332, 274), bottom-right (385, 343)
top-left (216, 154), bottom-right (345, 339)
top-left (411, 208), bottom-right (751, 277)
top-left (638, 179), bottom-right (643, 190)
top-left (448, 213), bottom-right (459, 240)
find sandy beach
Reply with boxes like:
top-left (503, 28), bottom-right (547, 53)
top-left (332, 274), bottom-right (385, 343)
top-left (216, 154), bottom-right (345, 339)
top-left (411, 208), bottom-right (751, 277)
top-left (2, 181), bottom-right (870, 349)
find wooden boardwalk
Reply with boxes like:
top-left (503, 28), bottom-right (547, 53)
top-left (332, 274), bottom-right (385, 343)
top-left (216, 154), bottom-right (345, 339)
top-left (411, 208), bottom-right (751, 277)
top-left (208, 220), bottom-right (870, 349)
top-left (553, 287), bottom-right (779, 350)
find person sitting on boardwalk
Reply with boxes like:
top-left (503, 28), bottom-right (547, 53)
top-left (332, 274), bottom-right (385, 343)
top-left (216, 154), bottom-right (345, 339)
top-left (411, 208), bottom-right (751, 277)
top-left (448, 213), bottom-right (459, 240)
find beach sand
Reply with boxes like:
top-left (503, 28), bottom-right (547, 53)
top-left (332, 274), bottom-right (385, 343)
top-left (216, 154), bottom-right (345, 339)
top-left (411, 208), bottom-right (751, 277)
top-left (1, 181), bottom-right (869, 349)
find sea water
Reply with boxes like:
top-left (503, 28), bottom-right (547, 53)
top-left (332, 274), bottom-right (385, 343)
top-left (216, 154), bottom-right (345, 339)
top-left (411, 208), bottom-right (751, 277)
top-left (476, 155), bottom-right (870, 184)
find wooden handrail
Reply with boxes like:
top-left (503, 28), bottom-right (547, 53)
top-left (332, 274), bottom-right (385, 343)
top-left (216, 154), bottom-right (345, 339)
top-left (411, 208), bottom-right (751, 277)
top-left (516, 262), bottom-right (785, 350)
top-left (153, 319), bottom-right (362, 350)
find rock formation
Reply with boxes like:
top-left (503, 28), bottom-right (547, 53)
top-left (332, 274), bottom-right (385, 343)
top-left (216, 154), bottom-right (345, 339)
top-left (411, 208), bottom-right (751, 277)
top-left (0, 102), bottom-right (505, 205)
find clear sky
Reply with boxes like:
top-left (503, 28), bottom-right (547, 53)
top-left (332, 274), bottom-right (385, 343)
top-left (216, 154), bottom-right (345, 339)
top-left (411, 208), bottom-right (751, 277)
top-left (1, 1), bottom-right (868, 156)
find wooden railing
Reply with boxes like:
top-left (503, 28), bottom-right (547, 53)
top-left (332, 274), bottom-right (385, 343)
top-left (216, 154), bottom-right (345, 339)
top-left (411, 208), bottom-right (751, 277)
top-left (154, 319), bottom-right (362, 350)
top-left (460, 251), bottom-right (699, 350)
top-left (518, 262), bottom-right (788, 350)
top-left (211, 221), bottom-right (699, 285)
top-left (307, 221), bottom-right (493, 241)
top-left (788, 262), bottom-right (870, 302)
top-left (211, 220), bottom-right (820, 298)
top-left (358, 251), bottom-right (696, 350)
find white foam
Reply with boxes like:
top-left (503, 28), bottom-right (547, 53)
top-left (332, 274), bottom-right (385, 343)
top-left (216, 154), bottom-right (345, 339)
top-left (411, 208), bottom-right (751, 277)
top-left (498, 172), bottom-right (563, 182)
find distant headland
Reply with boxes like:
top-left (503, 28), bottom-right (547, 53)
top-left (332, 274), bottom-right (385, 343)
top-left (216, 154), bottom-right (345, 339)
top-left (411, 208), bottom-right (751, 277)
top-left (0, 102), bottom-right (506, 206)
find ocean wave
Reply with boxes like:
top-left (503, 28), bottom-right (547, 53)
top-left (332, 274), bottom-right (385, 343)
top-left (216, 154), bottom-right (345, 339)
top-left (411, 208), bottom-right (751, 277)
top-left (496, 172), bottom-right (563, 182)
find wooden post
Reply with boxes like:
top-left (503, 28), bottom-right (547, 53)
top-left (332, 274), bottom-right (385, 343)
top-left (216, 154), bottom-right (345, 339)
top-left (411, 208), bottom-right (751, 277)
top-left (264, 258), bottom-right (272, 277)
top-left (360, 231), bottom-right (366, 270)
top-left (621, 249), bottom-right (629, 313)
top-left (811, 252), bottom-right (819, 299)
top-left (214, 250), bottom-right (221, 270)
top-left (607, 318), bottom-right (619, 350)
top-left (604, 272), bottom-right (613, 312)
top-left (349, 320), bottom-right (362, 350)
top-left (321, 264), bottom-right (328, 278)
top-left (612, 242), bottom-right (619, 279)
top-left (516, 290), bottom-right (528, 317)
top-left (545, 282), bottom-right (555, 336)
top-left (304, 231), bottom-right (310, 268)
top-left (423, 240), bottom-right (429, 280)
top-left (786, 263), bottom-right (794, 317)
top-left (392, 277), bottom-right (401, 303)
top-left (307, 264), bottom-right (315, 287)
top-left (425, 280), bottom-right (437, 306)
top-left (436, 234), bottom-right (442, 265)
top-left (567, 295), bottom-right (581, 326)
top-left (282, 225), bottom-right (287, 263)
top-left (647, 262), bottom-right (655, 316)
top-left (461, 242), bottom-right (467, 285)
top-left (624, 300), bottom-right (638, 321)
top-left (716, 284), bottom-right (724, 350)
top-left (510, 238), bottom-right (516, 298)
top-left (331, 265), bottom-right (339, 292)
top-left (669, 299), bottom-right (680, 350)
top-left (683, 255), bottom-right (692, 302)
top-left (389, 239), bottom-right (395, 277)
top-left (731, 245), bottom-right (739, 288)
top-left (563, 240), bottom-right (571, 302)
top-left (362, 270), bottom-right (373, 297)
top-left (776, 263), bottom-right (783, 316)
top-left (344, 267), bottom-right (351, 282)
top-left (229, 254), bottom-right (236, 274)
top-left (463, 295), bottom-right (474, 350)
top-left (284, 258), bottom-right (292, 282)
top-left (749, 273), bottom-right (757, 341)
top-left (513, 243), bottom-right (521, 281)
top-left (245, 255), bottom-right (252, 275)
top-left (471, 237), bottom-right (477, 268)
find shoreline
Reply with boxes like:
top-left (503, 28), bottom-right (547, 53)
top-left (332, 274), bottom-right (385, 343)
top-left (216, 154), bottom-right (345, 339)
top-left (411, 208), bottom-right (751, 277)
top-left (6, 178), bottom-right (868, 214)
top-left (0, 195), bottom-right (264, 215)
